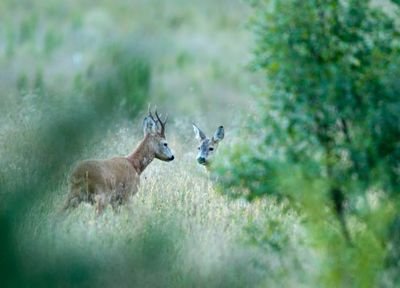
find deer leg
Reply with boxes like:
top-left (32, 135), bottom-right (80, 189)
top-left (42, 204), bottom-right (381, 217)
top-left (62, 195), bottom-right (79, 212)
top-left (62, 184), bottom-right (82, 212)
top-left (95, 193), bottom-right (107, 215)
top-left (111, 183), bottom-right (127, 212)
top-left (111, 199), bottom-right (123, 213)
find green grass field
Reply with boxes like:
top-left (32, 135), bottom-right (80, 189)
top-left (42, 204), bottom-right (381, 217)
top-left (1, 0), bottom-right (397, 287)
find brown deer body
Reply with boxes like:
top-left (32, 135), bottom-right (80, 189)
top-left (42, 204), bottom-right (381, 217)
top-left (63, 109), bottom-right (174, 213)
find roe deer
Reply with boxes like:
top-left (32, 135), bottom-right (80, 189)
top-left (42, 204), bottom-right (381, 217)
top-left (192, 124), bottom-right (224, 167)
top-left (63, 109), bottom-right (174, 213)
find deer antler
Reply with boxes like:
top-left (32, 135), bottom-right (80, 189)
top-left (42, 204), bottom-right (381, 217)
top-left (155, 109), bottom-right (168, 137)
top-left (147, 104), bottom-right (158, 125)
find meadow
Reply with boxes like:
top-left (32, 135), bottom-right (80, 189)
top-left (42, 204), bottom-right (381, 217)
top-left (0, 0), bottom-right (296, 286)
top-left (1, 0), bottom-right (398, 287)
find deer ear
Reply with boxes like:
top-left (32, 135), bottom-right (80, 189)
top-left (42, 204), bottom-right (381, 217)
top-left (212, 126), bottom-right (224, 143)
top-left (193, 123), bottom-right (206, 141)
top-left (143, 116), bottom-right (157, 135)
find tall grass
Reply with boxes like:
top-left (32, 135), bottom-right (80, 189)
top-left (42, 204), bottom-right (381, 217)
top-left (0, 0), bottom-right (321, 286)
top-left (10, 115), bottom-right (308, 286)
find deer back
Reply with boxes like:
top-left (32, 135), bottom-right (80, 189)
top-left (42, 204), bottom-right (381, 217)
top-left (70, 157), bottom-right (139, 194)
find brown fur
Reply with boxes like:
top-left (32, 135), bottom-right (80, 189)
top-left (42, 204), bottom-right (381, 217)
top-left (63, 111), bottom-right (173, 214)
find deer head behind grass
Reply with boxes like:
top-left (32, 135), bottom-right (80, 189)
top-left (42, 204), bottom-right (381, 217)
top-left (192, 123), bottom-right (224, 168)
top-left (63, 109), bottom-right (174, 214)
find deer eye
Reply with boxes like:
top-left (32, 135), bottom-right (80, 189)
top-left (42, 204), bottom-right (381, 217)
top-left (197, 147), bottom-right (200, 150)
top-left (209, 147), bottom-right (214, 151)
top-left (163, 143), bottom-right (168, 147)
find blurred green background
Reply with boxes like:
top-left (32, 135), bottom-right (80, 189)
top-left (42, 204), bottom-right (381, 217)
top-left (1, 0), bottom-right (399, 287)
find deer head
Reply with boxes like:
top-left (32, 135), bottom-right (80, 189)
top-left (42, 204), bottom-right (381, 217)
top-left (192, 123), bottom-right (224, 166)
top-left (143, 109), bottom-right (174, 162)
top-left (63, 108), bottom-right (175, 214)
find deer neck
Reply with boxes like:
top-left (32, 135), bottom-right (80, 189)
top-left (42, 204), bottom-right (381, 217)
top-left (126, 135), bottom-right (155, 175)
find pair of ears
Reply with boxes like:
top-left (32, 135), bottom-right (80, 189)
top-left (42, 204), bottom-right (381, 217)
top-left (193, 124), bottom-right (224, 143)
top-left (143, 117), bottom-right (225, 143)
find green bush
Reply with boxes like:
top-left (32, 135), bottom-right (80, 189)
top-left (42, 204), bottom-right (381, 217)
top-left (217, 0), bottom-right (400, 286)
top-left (251, 0), bottom-right (400, 196)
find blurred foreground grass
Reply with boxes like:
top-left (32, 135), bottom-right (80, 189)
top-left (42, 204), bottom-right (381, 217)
top-left (0, 95), bottom-right (307, 286)
top-left (4, 0), bottom-right (393, 287)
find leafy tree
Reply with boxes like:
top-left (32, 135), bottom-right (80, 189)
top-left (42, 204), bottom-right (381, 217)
top-left (217, 0), bottom-right (400, 285)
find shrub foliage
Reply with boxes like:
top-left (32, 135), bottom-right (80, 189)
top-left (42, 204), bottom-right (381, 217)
top-left (218, 0), bottom-right (400, 285)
